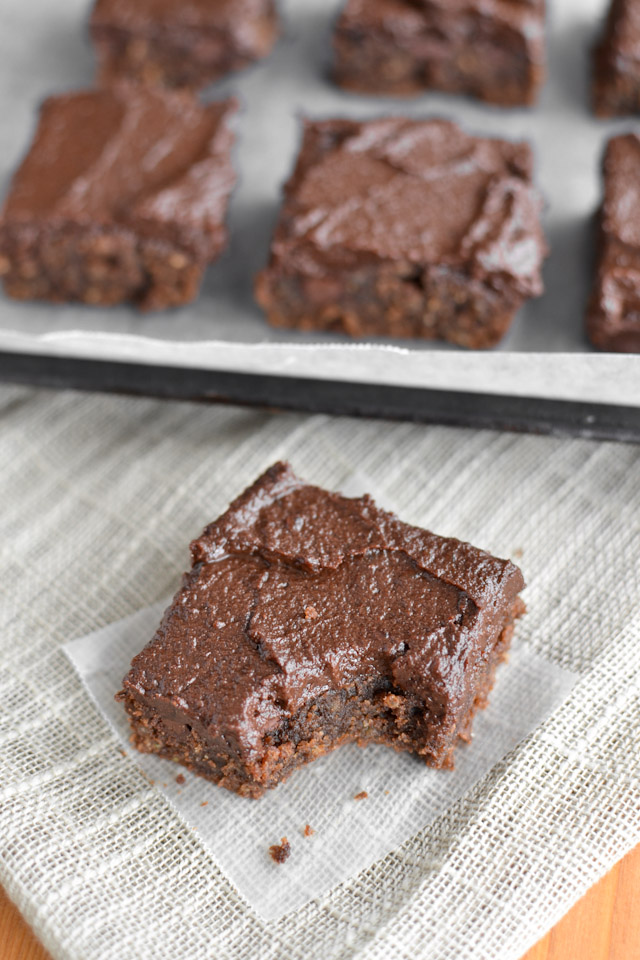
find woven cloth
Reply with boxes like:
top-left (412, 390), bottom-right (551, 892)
top-left (1, 385), bottom-right (639, 960)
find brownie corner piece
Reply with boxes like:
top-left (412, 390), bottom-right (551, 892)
top-left (90, 0), bottom-right (279, 90)
top-left (592, 0), bottom-right (640, 117)
top-left (255, 116), bottom-right (547, 349)
top-left (332, 0), bottom-right (546, 107)
top-left (587, 133), bottom-right (640, 352)
top-left (118, 461), bottom-right (526, 798)
top-left (0, 86), bottom-right (237, 311)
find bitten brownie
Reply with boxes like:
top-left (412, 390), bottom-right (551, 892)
top-left (333, 0), bottom-right (546, 107)
top-left (593, 0), bottom-right (640, 117)
top-left (90, 0), bottom-right (278, 91)
top-left (255, 117), bottom-right (547, 349)
top-left (587, 134), bottom-right (640, 352)
top-left (117, 463), bottom-right (526, 798)
top-left (0, 86), bottom-right (237, 311)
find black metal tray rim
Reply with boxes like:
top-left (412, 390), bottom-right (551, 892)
top-left (1, 329), bottom-right (639, 409)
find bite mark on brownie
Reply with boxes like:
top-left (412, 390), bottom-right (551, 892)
top-left (117, 462), bottom-right (526, 798)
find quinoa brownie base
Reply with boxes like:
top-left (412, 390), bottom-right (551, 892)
top-left (255, 261), bottom-right (525, 348)
top-left (255, 117), bottom-right (547, 349)
top-left (117, 463), bottom-right (526, 798)
top-left (90, 0), bottom-right (278, 90)
top-left (333, 0), bottom-right (546, 107)
top-left (0, 87), bottom-right (237, 311)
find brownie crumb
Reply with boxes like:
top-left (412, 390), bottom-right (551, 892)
top-left (175, 774), bottom-right (186, 785)
top-left (354, 791), bottom-right (368, 801)
top-left (304, 606), bottom-right (319, 620)
top-left (269, 837), bottom-right (291, 864)
top-left (512, 548), bottom-right (524, 560)
top-left (200, 801), bottom-right (209, 807)
top-left (303, 824), bottom-right (314, 837)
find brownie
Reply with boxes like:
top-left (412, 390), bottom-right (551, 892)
top-left (90, 0), bottom-right (279, 91)
top-left (587, 134), bottom-right (640, 352)
top-left (269, 838), bottom-right (291, 863)
top-left (333, 0), bottom-right (546, 106)
top-left (593, 0), bottom-right (640, 116)
top-left (255, 117), bottom-right (548, 349)
top-left (117, 462), bottom-right (526, 799)
top-left (0, 86), bottom-right (237, 311)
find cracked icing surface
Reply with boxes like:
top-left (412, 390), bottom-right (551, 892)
top-left (597, 0), bottom-right (640, 65)
top-left (122, 463), bottom-right (525, 759)
top-left (269, 118), bottom-right (546, 296)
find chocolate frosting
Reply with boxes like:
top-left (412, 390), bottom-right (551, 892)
top-left (91, 0), bottom-right (272, 33)
top-left (2, 86), bottom-right (237, 258)
top-left (272, 118), bottom-right (546, 297)
top-left (123, 463), bottom-right (524, 759)
top-left (339, 0), bottom-right (545, 49)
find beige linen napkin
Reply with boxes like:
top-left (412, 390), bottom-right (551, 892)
top-left (0, 386), bottom-right (638, 960)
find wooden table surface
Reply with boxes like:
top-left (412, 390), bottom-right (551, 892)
top-left (1, 844), bottom-right (638, 960)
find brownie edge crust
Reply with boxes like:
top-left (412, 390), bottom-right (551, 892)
top-left (118, 463), bottom-right (526, 798)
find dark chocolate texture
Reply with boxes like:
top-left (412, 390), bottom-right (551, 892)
top-left (255, 117), bottom-right (547, 348)
top-left (333, 0), bottom-right (546, 106)
top-left (0, 86), bottom-right (237, 310)
top-left (118, 463), bottom-right (526, 798)
top-left (588, 133), bottom-right (640, 352)
top-left (593, 0), bottom-right (640, 117)
top-left (90, 0), bottom-right (279, 90)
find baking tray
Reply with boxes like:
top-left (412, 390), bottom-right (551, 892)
top-left (0, 0), bottom-right (639, 439)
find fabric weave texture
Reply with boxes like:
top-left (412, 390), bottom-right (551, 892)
top-left (1, 386), bottom-right (639, 960)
